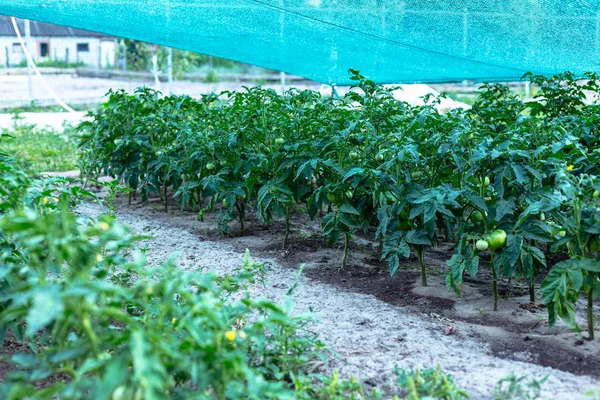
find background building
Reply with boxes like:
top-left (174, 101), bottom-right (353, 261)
top-left (0, 15), bottom-right (116, 68)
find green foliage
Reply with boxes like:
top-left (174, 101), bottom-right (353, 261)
top-left (0, 207), bottom-right (322, 398)
top-left (121, 39), bottom-right (247, 78)
top-left (1, 123), bottom-right (79, 175)
top-left (0, 139), bottom-right (474, 399)
top-left (394, 365), bottom-right (469, 400)
top-left (77, 70), bottom-right (600, 332)
top-left (539, 172), bottom-right (600, 338)
top-left (493, 374), bottom-right (547, 400)
top-left (204, 70), bottom-right (218, 83)
top-left (294, 370), bottom-right (381, 400)
top-left (0, 155), bottom-right (319, 399)
top-left (16, 59), bottom-right (85, 68)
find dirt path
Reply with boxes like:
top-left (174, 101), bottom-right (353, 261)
top-left (77, 201), bottom-right (600, 399)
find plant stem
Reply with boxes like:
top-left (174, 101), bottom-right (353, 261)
top-left (417, 245), bottom-right (427, 286)
top-left (283, 206), bottom-right (291, 249)
top-left (235, 202), bottom-right (245, 236)
top-left (491, 250), bottom-right (498, 311)
top-left (158, 180), bottom-right (165, 203)
top-left (588, 286), bottom-right (595, 340)
top-left (341, 233), bottom-right (350, 268)
top-left (196, 188), bottom-right (202, 211)
top-left (529, 277), bottom-right (535, 304)
top-left (163, 184), bottom-right (168, 212)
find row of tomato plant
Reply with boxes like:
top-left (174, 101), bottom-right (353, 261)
top-left (78, 70), bottom-right (600, 339)
top-left (1, 130), bottom-right (476, 398)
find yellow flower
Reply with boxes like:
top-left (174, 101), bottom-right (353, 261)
top-left (566, 165), bottom-right (574, 172)
top-left (99, 222), bottom-right (110, 231)
top-left (51, 197), bottom-right (59, 203)
top-left (42, 197), bottom-right (49, 204)
top-left (225, 330), bottom-right (236, 341)
top-left (171, 317), bottom-right (177, 325)
top-left (96, 254), bottom-right (103, 262)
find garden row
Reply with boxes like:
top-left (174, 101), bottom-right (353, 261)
top-left (0, 129), bottom-right (479, 398)
top-left (78, 71), bottom-right (600, 339)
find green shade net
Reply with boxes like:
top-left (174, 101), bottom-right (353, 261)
top-left (1, 1), bottom-right (599, 84)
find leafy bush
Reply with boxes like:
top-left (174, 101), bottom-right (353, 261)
top-left (0, 164), bottom-right (326, 398)
top-left (204, 70), bottom-right (218, 83)
top-left (0, 205), bottom-right (326, 399)
top-left (78, 70), bottom-right (600, 336)
top-left (0, 151), bottom-right (475, 399)
top-left (1, 123), bottom-right (79, 174)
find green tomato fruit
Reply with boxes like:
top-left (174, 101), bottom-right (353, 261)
top-left (206, 163), bottom-right (216, 171)
top-left (470, 211), bottom-right (484, 223)
top-left (375, 153), bottom-right (384, 162)
top-left (275, 137), bottom-right (285, 145)
top-left (487, 229), bottom-right (507, 251)
top-left (345, 190), bottom-right (353, 200)
top-left (327, 193), bottom-right (336, 203)
top-left (400, 208), bottom-right (409, 220)
top-left (558, 230), bottom-right (566, 237)
top-left (411, 171), bottom-right (423, 179)
top-left (476, 239), bottom-right (489, 251)
top-left (222, 199), bottom-right (228, 208)
top-left (484, 176), bottom-right (491, 186)
top-left (349, 151), bottom-right (359, 159)
top-left (219, 160), bottom-right (227, 167)
top-left (395, 221), bottom-right (411, 231)
top-left (593, 190), bottom-right (600, 198)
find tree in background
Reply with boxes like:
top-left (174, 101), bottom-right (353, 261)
top-left (120, 39), bottom-right (247, 78)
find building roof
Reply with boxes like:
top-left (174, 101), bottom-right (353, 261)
top-left (0, 15), bottom-right (112, 38)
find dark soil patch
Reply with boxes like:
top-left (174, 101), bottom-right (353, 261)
top-left (0, 337), bottom-right (30, 381)
top-left (489, 334), bottom-right (600, 378)
top-left (0, 335), bottom-right (71, 387)
top-left (304, 267), bottom-right (455, 315)
top-left (256, 233), bottom-right (378, 259)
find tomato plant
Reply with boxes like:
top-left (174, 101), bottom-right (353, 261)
top-left (77, 69), bottom-right (600, 330)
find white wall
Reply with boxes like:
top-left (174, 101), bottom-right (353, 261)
top-left (0, 38), bottom-right (25, 66)
top-left (0, 37), bottom-right (115, 68)
top-left (100, 40), bottom-right (116, 68)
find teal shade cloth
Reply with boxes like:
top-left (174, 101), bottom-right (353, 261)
top-left (1, 1), bottom-right (599, 84)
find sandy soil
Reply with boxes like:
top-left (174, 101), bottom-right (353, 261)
top-left (74, 195), bottom-right (600, 400)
